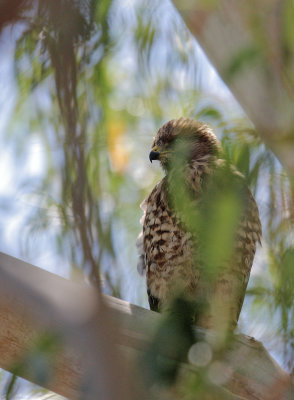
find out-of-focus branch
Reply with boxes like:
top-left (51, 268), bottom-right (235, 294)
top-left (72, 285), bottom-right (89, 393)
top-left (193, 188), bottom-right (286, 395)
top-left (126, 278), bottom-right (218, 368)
top-left (0, 0), bottom-right (31, 31)
top-left (43, 5), bottom-right (103, 290)
top-left (172, 0), bottom-right (294, 176)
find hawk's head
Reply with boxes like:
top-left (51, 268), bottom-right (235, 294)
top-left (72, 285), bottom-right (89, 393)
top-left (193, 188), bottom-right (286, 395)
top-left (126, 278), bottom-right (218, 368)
top-left (149, 118), bottom-right (221, 171)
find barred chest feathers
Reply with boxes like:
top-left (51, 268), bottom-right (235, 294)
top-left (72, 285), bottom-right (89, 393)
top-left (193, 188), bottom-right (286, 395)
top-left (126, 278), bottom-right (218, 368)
top-left (142, 160), bottom-right (211, 311)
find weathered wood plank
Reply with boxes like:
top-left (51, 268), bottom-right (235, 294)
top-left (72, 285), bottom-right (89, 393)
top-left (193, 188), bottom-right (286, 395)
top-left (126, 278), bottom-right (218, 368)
top-left (0, 252), bottom-right (293, 399)
top-left (0, 252), bottom-right (140, 400)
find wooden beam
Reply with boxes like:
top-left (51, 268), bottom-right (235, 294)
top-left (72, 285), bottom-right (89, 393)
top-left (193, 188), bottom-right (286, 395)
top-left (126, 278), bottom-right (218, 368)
top-left (0, 252), bottom-right (141, 400)
top-left (172, 0), bottom-right (294, 175)
top-left (0, 252), bottom-right (293, 399)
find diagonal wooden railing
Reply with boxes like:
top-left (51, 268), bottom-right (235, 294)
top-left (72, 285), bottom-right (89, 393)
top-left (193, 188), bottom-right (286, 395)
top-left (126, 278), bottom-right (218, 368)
top-left (0, 252), bottom-right (293, 399)
top-left (0, 252), bottom-right (142, 400)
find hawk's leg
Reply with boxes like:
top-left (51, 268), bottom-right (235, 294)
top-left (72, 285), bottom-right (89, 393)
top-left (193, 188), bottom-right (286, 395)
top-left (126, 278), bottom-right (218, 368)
top-left (147, 289), bottom-right (160, 312)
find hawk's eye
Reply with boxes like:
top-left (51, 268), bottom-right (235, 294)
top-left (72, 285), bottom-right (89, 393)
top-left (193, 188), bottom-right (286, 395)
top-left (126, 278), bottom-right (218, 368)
top-left (170, 137), bottom-right (185, 149)
top-left (170, 137), bottom-right (194, 160)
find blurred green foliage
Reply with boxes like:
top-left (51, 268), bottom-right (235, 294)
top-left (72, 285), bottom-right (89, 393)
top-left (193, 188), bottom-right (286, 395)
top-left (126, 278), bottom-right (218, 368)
top-left (1, 0), bottom-right (294, 397)
top-left (4, 333), bottom-right (62, 399)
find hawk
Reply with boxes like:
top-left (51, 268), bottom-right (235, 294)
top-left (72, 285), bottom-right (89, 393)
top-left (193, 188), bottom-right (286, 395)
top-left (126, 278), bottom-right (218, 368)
top-left (137, 118), bottom-right (261, 331)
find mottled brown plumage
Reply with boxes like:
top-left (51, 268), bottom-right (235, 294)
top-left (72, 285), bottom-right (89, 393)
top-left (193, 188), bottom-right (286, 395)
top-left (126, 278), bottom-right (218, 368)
top-left (137, 118), bottom-right (261, 331)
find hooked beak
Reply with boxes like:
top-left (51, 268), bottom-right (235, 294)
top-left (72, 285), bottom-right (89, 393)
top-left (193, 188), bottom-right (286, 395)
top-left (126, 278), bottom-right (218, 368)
top-left (149, 146), bottom-right (160, 163)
